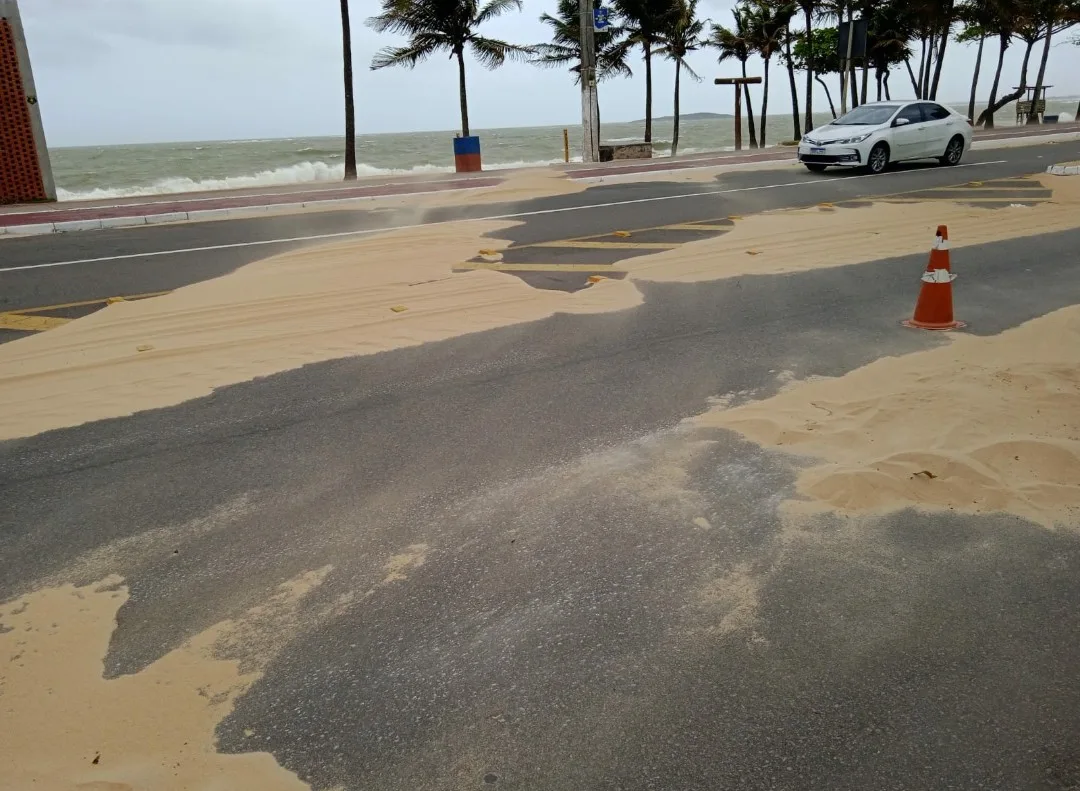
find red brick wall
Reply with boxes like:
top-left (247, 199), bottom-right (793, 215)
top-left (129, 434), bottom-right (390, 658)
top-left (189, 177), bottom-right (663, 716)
top-left (0, 18), bottom-right (47, 203)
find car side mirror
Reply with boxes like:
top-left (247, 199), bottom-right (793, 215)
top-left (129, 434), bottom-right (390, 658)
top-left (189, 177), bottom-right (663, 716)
top-left (893, 117), bottom-right (911, 127)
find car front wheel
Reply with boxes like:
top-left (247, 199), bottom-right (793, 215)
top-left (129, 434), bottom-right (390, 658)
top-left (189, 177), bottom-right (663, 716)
top-left (804, 163), bottom-right (827, 173)
top-left (940, 135), bottom-right (965, 166)
top-left (865, 143), bottom-right (889, 174)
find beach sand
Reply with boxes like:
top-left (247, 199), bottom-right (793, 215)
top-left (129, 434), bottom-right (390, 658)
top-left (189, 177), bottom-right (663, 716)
top-left (698, 305), bottom-right (1080, 528)
top-left (1, 173), bottom-right (1078, 441)
top-left (0, 219), bottom-right (639, 440)
top-left (0, 573), bottom-right (323, 791)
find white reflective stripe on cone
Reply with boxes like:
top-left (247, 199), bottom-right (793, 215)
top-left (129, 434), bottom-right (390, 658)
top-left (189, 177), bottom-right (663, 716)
top-left (921, 269), bottom-right (958, 283)
top-left (933, 237), bottom-right (950, 250)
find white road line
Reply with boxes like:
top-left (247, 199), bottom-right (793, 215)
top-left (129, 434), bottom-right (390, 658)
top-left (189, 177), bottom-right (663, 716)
top-left (0, 160), bottom-right (1005, 275)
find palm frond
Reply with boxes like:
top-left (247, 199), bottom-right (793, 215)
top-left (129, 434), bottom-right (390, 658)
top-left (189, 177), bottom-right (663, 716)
top-left (370, 35), bottom-right (445, 69)
top-left (476, 0), bottom-right (524, 25)
top-left (528, 42), bottom-right (579, 68)
top-left (469, 36), bottom-right (535, 69)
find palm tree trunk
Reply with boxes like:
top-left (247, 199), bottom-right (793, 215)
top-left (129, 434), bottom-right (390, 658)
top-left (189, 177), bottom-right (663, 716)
top-left (876, 66), bottom-right (883, 101)
top-left (816, 76), bottom-right (837, 119)
top-left (759, 55), bottom-right (771, 147)
top-left (905, 56), bottom-right (920, 95)
top-left (922, 33), bottom-right (935, 98)
top-left (967, 35), bottom-right (985, 123)
top-left (596, 94), bottom-right (602, 150)
top-left (979, 37), bottom-right (1035, 127)
top-left (929, 9), bottom-right (952, 99)
top-left (1027, 24), bottom-right (1054, 124)
top-left (340, 0), bottom-right (357, 181)
top-left (883, 69), bottom-right (891, 100)
top-left (741, 59), bottom-right (758, 149)
top-left (672, 60), bottom-right (682, 157)
top-left (980, 35), bottom-right (1008, 128)
top-left (860, 63), bottom-right (869, 106)
top-left (803, 7), bottom-right (814, 134)
top-left (456, 48), bottom-right (470, 137)
top-left (785, 32), bottom-right (801, 140)
top-left (916, 37), bottom-right (926, 98)
top-left (848, 8), bottom-right (858, 107)
top-left (644, 43), bottom-right (654, 143)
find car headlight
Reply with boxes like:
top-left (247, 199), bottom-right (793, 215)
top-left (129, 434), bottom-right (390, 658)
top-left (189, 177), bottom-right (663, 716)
top-left (830, 132), bottom-right (874, 145)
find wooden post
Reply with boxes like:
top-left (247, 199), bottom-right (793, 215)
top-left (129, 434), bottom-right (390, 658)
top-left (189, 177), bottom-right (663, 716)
top-left (563, 128), bottom-right (570, 163)
top-left (715, 77), bottom-right (762, 154)
top-left (734, 84), bottom-right (742, 151)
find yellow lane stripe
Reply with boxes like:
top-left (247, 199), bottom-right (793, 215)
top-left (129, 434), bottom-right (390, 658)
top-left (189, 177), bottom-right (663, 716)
top-left (882, 197), bottom-right (1051, 204)
top-left (457, 263), bottom-right (624, 272)
top-left (0, 313), bottom-right (72, 332)
top-left (526, 240), bottom-right (676, 250)
top-left (13, 289), bottom-right (172, 314)
top-left (925, 185), bottom-right (1050, 192)
top-left (663, 223), bottom-right (734, 231)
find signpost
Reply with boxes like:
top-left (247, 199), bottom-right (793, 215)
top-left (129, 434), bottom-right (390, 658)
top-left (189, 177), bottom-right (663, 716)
top-left (714, 77), bottom-right (762, 151)
top-left (593, 5), bottom-right (611, 32)
top-left (838, 18), bottom-right (867, 113)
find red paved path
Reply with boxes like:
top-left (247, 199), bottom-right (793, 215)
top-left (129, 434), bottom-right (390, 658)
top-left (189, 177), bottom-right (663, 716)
top-left (2, 123), bottom-right (1076, 230)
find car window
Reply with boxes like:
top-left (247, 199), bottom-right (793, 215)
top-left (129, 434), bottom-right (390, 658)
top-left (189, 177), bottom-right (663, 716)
top-left (895, 105), bottom-right (924, 125)
top-left (922, 103), bottom-right (951, 121)
top-left (831, 104), bottom-right (900, 126)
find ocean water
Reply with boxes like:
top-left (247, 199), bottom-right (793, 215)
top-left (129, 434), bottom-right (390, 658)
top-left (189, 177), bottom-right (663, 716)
top-left (49, 100), bottom-right (1077, 202)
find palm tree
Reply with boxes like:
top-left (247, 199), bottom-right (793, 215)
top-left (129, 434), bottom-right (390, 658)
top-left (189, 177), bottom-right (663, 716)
top-left (657, 0), bottom-right (706, 156)
top-left (745, 0), bottom-right (796, 147)
top-left (530, 0), bottom-right (634, 146)
top-left (796, 0), bottom-right (817, 135)
top-left (707, 8), bottom-right (759, 148)
top-left (781, 14), bottom-right (802, 138)
top-left (866, 0), bottom-right (916, 101)
top-left (367, 0), bottom-right (532, 138)
top-left (341, 0), bottom-right (358, 181)
top-left (1025, 0), bottom-right (1080, 124)
top-left (956, 1), bottom-right (992, 122)
top-left (614, 0), bottom-right (682, 143)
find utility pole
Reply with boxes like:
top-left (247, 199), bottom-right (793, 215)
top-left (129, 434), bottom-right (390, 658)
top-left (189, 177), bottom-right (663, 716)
top-left (579, 0), bottom-right (600, 163)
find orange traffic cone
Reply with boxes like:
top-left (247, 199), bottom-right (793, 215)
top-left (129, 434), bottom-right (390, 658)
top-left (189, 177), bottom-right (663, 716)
top-left (903, 225), bottom-right (964, 330)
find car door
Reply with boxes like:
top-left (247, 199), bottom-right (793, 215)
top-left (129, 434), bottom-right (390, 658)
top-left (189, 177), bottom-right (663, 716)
top-left (920, 102), bottom-right (958, 156)
top-left (889, 104), bottom-right (929, 160)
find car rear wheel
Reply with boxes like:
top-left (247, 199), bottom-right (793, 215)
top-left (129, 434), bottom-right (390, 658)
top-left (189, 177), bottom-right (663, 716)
top-left (804, 163), bottom-right (827, 173)
top-left (940, 135), bottom-right (965, 166)
top-left (865, 143), bottom-right (889, 174)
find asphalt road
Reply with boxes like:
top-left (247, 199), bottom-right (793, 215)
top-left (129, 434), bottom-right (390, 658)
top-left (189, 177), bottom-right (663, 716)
top-left (3, 145), bottom-right (1080, 789)
top-left (3, 139), bottom-right (1079, 312)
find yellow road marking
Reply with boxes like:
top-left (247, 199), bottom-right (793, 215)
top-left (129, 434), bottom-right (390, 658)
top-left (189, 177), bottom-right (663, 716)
top-left (0, 313), bottom-right (72, 332)
top-left (882, 196), bottom-right (1051, 204)
top-left (527, 240), bottom-right (677, 250)
top-left (457, 263), bottom-right (624, 272)
top-left (12, 289), bottom-right (172, 314)
top-left (925, 185), bottom-right (1049, 192)
top-left (663, 223), bottom-right (734, 231)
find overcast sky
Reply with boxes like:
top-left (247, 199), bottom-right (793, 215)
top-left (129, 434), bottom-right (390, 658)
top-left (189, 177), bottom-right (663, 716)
top-left (19, 0), bottom-right (1080, 147)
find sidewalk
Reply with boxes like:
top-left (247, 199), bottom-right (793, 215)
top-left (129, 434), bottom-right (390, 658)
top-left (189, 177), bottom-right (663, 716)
top-left (2, 123), bottom-right (1077, 238)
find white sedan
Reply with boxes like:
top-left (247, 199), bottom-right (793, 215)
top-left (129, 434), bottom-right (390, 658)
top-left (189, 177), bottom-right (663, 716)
top-left (798, 101), bottom-right (973, 174)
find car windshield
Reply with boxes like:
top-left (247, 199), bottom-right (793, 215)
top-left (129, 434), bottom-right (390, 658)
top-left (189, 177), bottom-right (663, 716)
top-left (830, 105), bottom-right (899, 126)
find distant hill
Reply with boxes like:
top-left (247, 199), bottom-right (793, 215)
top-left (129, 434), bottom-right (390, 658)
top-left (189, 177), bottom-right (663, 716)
top-left (635, 112), bottom-right (734, 123)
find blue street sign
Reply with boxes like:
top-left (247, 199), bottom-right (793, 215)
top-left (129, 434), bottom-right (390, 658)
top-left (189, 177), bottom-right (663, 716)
top-left (593, 6), bottom-right (611, 32)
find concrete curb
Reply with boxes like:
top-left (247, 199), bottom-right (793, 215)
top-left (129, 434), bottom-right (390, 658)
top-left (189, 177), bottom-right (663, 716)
top-left (0, 185), bottom-right (494, 238)
top-left (1047, 162), bottom-right (1080, 175)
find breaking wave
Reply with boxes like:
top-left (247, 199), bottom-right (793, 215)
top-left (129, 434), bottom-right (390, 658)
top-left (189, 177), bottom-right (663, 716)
top-left (56, 157), bottom-right (571, 202)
